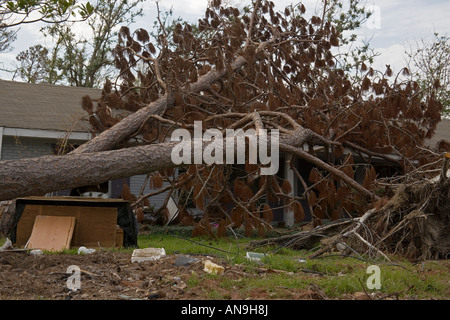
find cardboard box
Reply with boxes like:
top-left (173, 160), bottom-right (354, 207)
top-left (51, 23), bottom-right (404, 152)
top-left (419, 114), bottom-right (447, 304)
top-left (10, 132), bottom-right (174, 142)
top-left (13, 197), bottom-right (131, 248)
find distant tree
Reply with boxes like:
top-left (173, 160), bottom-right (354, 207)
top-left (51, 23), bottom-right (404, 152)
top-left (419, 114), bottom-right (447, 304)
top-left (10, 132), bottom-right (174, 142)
top-left (0, 0), bottom-right (94, 53)
top-left (40, 0), bottom-right (144, 88)
top-left (13, 44), bottom-right (51, 83)
top-left (318, 0), bottom-right (379, 74)
top-left (0, 22), bottom-right (17, 53)
top-left (406, 33), bottom-right (450, 116)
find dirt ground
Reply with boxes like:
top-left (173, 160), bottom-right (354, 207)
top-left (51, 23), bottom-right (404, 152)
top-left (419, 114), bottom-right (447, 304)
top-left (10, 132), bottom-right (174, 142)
top-left (0, 250), bottom-right (334, 300)
top-left (0, 250), bottom-right (283, 300)
top-left (0, 250), bottom-right (330, 300)
top-left (0, 250), bottom-right (448, 300)
top-left (0, 250), bottom-right (210, 300)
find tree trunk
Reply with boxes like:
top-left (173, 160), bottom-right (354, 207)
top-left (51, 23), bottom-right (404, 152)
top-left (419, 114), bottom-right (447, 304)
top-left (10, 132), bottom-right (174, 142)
top-left (0, 127), bottom-right (377, 202)
top-left (0, 142), bottom-right (177, 201)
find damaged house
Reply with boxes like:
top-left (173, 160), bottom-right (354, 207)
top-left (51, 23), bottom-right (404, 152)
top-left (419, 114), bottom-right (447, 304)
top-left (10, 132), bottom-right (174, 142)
top-left (0, 79), bottom-right (169, 208)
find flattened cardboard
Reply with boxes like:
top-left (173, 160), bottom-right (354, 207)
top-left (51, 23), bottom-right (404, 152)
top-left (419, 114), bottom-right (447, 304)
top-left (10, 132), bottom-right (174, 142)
top-left (25, 215), bottom-right (76, 251)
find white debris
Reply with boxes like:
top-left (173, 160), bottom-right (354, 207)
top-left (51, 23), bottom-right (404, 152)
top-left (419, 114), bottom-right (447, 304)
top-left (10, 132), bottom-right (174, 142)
top-left (131, 247), bottom-right (166, 263)
top-left (245, 252), bottom-right (267, 262)
top-left (78, 246), bottom-right (96, 254)
top-left (203, 260), bottom-right (225, 275)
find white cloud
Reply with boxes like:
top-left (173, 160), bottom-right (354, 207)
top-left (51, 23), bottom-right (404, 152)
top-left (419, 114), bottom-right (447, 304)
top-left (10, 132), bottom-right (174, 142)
top-left (158, 0), bottom-right (207, 16)
top-left (352, 0), bottom-right (450, 81)
top-left (371, 43), bottom-right (409, 74)
top-left (366, 0), bottom-right (450, 46)
top-left (141, 0), bottom-right (208, 23)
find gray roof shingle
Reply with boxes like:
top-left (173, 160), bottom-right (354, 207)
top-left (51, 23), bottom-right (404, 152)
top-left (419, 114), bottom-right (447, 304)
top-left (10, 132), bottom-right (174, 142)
top-left (0, 79), bottom-right (102, 133)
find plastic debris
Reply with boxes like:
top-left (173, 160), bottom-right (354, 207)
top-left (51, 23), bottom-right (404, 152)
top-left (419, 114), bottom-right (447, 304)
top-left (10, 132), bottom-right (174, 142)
top-left (78, 246), bottom-right (96, 254)
top-left (245, 252), bottom-right (267, 262)
top-left (131, 247), bottom-right (166, 263)
top-left (174, 255), bottom-right (199, 266)
top-left (203, 259), bottom-right (225, 275)
top-left (30, 249), bottom-right (43, 255)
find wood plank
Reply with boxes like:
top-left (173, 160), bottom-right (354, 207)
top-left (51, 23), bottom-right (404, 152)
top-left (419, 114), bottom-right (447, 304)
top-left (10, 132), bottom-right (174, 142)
top-left (116, 225), bottom-right (124, 248)
top-left (16, 204), bottom-right (41, 246)
top-left (73, 206), bottom-right (117, 247)
top-left (26, 215), bottom-right (76, 251)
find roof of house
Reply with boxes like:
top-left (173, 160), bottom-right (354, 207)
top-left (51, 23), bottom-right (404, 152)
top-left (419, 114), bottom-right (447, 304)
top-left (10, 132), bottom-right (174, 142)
top-left (0, 79), bottom-right (102, 133)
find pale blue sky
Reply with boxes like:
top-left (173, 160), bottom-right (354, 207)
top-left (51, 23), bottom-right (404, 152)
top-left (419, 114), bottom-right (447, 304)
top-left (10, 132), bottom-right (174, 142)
top-left (1, 0), bottom-right (449, 80)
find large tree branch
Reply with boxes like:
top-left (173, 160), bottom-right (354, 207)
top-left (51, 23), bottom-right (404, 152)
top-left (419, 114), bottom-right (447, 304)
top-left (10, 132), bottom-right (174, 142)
top-left (279, 143), bottom-right (379, 201)
top-left (0, 126), bottom-right (373, 202)
top-left (71, 55), bottom-right (248, 155)
top-left (0, 142), bottom-right (178, 201)
top-left (71, 94), bottom-right (175, 154)
top-left (71, 26), bottom-right (284, 156)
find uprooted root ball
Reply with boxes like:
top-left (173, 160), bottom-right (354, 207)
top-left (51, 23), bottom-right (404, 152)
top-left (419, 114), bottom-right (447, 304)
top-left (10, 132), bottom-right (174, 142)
top-left (368, 180), bottom-right (450, 261)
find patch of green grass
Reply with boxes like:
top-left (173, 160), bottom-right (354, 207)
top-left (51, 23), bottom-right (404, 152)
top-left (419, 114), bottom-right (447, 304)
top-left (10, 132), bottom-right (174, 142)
top-left (186, 272), bottom-right (202, 288)
top-left (138, 231), bottom-right (254, 262)
top-left (182, 239), bottom-right (449, 300)
top-left (314, 267), bottom-right (367, 297)
top-left (45, 248), bottom-right (79, 255)
top-left (376, 263), bottom-right (448, 299)
top-left (189, 272), bottom-right (313, 300)
top-left (308, 259), bottom-right (449, 299)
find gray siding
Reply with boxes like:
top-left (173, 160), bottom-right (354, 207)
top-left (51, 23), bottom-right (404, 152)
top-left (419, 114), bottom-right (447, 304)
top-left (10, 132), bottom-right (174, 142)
top-left (1, 136), bottom-right (171, 209)
top-left (130, 174), bottom-right (170, 210)
top-left (1, 136), bottom-right (54, 160)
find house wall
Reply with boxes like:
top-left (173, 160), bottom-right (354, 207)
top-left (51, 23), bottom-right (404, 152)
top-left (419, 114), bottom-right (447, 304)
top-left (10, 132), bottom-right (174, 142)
top-left (0, 135), bottom-right (167, 209)
top-left (130, 175), bottom-right (171, 210)
top-left (1, 136), bottom-right (54, 160)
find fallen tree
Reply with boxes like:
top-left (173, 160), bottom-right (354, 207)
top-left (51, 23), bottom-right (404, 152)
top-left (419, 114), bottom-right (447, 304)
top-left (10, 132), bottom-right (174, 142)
top-left (0, 1), bottom-right (447, 259)
top-left (0, 124), bottom-right (359, 201)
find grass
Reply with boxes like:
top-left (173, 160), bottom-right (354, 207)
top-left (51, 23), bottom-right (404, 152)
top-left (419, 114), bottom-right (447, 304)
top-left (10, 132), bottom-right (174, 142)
top-left (1, 228), bottom-right (449, 299)
top-left (134, 228), bottom-right (449, 299)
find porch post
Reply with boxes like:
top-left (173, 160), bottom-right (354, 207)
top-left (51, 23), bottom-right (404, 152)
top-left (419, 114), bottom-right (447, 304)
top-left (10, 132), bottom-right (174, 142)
top-left (284, 155), bottom-right (295, 227)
